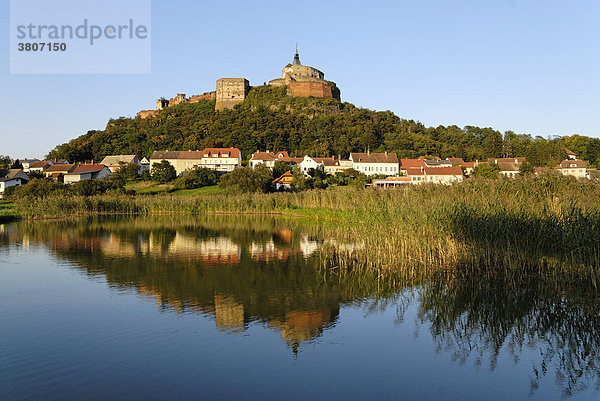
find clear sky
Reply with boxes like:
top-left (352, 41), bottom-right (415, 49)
top-left (1, 0), bottom-right (599, 159)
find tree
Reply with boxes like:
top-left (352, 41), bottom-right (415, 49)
top-left (219, 165), bottom-right (273, 194)
top-left (173, 166), bottom-right (220, 189)
top-left (151, 161), bottom-right (176, 183)
top-left (0, 155), bottom-right (11, 169)
top-left (10, 159), bottom-right (22, 169)
top-left (472, 163), bottom-right (500, 179)
top-left (519, 160), bottom-right (535, 176)
top-left (272, 161), bottom-right (292, 180)
top-left (70, 179), bottom-right (110, 196)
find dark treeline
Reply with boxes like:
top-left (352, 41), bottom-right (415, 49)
top-left (47, 86), bottom-right (600, 167)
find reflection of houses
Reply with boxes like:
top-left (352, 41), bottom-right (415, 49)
top-left (214, 295), bottom-right (245, 333)
top-left (101, 232), bottom-right (241, 265)
top-left (269, 308), bottom-right (338, 354)
top-left (250, 234), bottom-right (321, 261)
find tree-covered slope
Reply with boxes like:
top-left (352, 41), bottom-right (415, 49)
top-left (47, 86), bottom-right (600, 167)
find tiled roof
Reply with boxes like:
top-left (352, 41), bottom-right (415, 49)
top-left (100, 155), bottom-right (137, 166)
top-left (558, 159), bottom-right (586, 168)
top-left (446, 158), bottom-right (465, 165)
top-left (44, 164), bottom-right (76, 173)
top-left (251, 151), bottom-right (275, 161)
top-left (202, 148), bottom-right (240, 158)
top-left (400, 159), bottom-right (426, 169)
top-left (424, 166), bottom-right (463, 176)
top-left (30, 160), bottom-right (52, 168)
top-left (565, 148), bottom-right (576, 156)
top-left (273, 171), bottom-right (293, 184)
top-left (351, 152), bottom-right (398, 164)
top-left (71, 164), bottom-right (107, 174)
top-left (312, 157), bottom-right (338, 166)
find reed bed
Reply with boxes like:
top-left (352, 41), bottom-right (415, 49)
top-left (12, 176), bottom-right (600, 280)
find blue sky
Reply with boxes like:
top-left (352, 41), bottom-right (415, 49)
top-left (1, 0), bottom-right (599, 159)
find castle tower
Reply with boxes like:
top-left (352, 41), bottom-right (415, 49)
top-left (215, 78), bottom-right (250, 111)
top-left (293, 45), bottom-right (301, 66)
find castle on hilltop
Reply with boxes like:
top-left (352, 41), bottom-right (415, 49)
top-left (137, 49), bottom-right (340, 118)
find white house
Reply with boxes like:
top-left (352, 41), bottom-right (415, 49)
top-left (405, 166), bottom-right (464, 184)
top-left (298, 156), bottom-right (323, 175)
top-left (0, 169), bottom-right (30, 197)
top-left (350, 152), bottom-right (399, 176)
top-left (199, 148), bottom-right (242, 173)
top-left (556, 159), bottom-right (587, 178)
top-left (100, 155), bottom-right (141, 173)
top-left (249, 151), bottom-right (291, 168)
top-left (63, 164), bottom-right (111, 184)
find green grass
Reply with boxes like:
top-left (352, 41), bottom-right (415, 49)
top-left (124, 182), bottom-right (223, 196)
top-left (169, 185), bottom-right (224, 196)
top-left (0, 201), bottom-right (19, 222)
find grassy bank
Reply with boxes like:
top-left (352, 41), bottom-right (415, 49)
top-left (0, 201), bottom-right (19, 222)
top-left (10, 176), bottom-right (600, 280)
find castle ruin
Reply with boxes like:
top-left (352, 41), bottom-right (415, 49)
top-left (215, 78), bottom-right (250, 111)
top-left (137, 48), bottom-right (340, 118)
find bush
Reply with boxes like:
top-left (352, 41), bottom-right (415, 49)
top-left (173, 167), bottom-right (220, 189)
top-left (69, 179), bottom-right (110, 196)
top-left (472, 163), bottom-right (501, 179)
top-left (219, 165), bottom-right (273, 194)
top-left (151, 161), bottom-right (176, 183)
top-left (11, 178), bottom-right (66, 198)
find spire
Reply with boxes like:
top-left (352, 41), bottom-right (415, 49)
top-left (292, 44), bottom-right (301, 66)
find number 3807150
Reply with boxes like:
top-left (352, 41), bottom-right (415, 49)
top-left (18, 43), bottom-right (67, 51)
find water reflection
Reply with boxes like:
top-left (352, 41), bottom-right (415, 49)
top-left (1, 216), bottom-right (599, 397)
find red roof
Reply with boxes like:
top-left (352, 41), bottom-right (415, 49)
top-left (424, 166), bottom-right (463, 176)
top-left (565, 148), bottom-right (576, 156)
top-left (44, 164), bottom-right (76, 173)
top-left (202, 148), bottom-right (241, 158)
top-left (406, 167), bottom-right (425, 176)
top-left (400, 159), bottom-right (426, 169)
top-left (252, 151), bottom-right (275, 161)
top-left (446, 158), bottom-right (464, 165)
top-left (72, 164), bottom-right (107, 173)
top-left (273, 171), bottom-right (293, 184)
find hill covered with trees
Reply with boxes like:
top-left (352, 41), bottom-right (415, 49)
top-left (47, 86), bottom-right (600, 168)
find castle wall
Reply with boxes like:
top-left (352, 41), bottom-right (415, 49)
top-left (215, 78), bottom-right (250, 111)
top-left (189, 92), bottom-right (216, 103)
top-left (288, 81), bottom-right (333, 99)
top-left (137, 110), bottom-right (159, 119)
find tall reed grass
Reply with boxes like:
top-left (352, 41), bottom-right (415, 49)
top-left (12, 176), bottom-right (600, 280)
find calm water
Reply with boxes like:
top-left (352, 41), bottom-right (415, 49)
top-left (1, 216), bottom-right (599, 400)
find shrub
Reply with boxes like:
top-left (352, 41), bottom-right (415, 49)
top-left (173, 167), bottom-right (220, 189)
top-left (151, 161), bottom-right (176, 183)
top-left (219, 165), bottom-right (273, 194)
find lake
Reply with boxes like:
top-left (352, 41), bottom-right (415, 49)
top-left (1, 216), bottom-right (599, 400)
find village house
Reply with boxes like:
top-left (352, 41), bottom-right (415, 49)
top-left (249, 151), bottom-right (292, 168)
top-left (28, 160), bottom-right (54, 173)
top-left (372, 176), bottom-right (412, 188)
top-left (43, 164), bottom-right (77, 182)
top-left (298, 156), bottom-right (324, 175)
top-left (273, 171), bottom-right (294, 190)
top-left (399, 158), bottom-right (426, 174)
top-left (565, 148), bottom-right (577, 160)
top-left (63, 164), bottom-right (111, 184)
top-left (489, 158), bottom-right (525, 178)
top-left (312, 157), bottom-right (352, 174)
top-left (149, 150), bottom-right (204, 176)
top-left (150, 148), bottom-right (242, 175)
top-left (405, 166), bottom-right (464, 184)
top-left (423, 159), bottom-right (453, 168)
top-left (460, 161), bottom-right (487, 176)
top-left (139, 157), bottom-right (150, 172)
top-left (21, 159), bottom-right (39, 172)
top-left (0, 169), bottom-right (30, 197)
top-left (350, 152), bottom-right (399, 176)
top-left (100, 155), bottom-right (141, 173)
top-left (199, 148), bottom-right (242, 172)
top-left (556, 159), bottom-right (587, 178)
